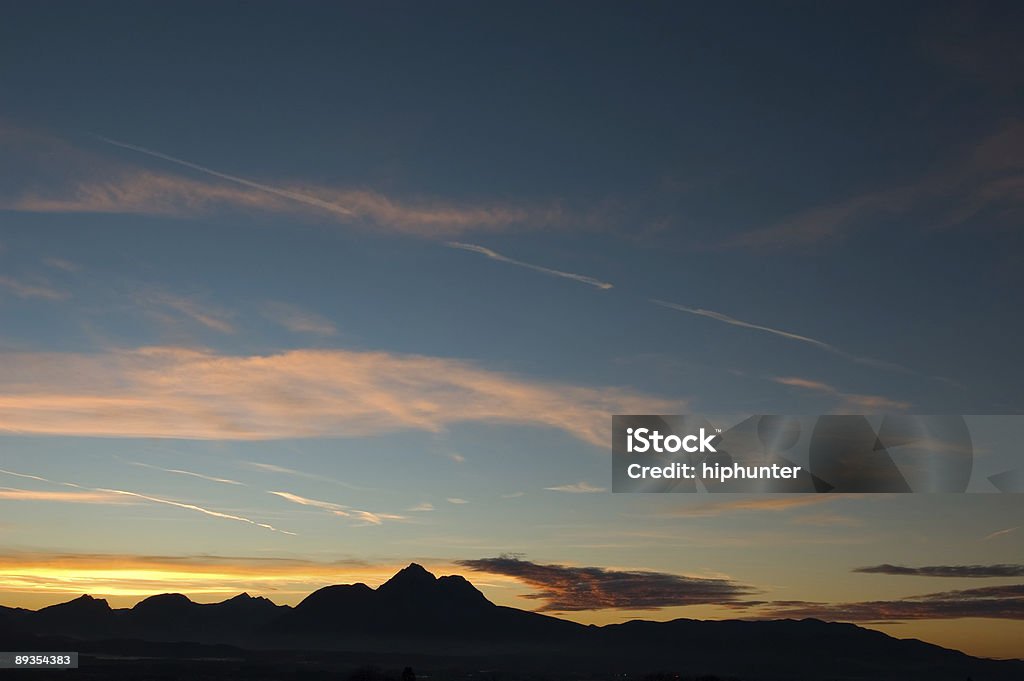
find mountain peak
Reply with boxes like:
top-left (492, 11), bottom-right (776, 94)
top-left (378, 563), bottom-right (437, 592)
top-left (133, 593), bottom-right (194, 611)
top-left (225, 592), bottom-right (253, 602)
top-left (40, 594), bottom-right (111, 612)
top-left (400, 562), bottom-right (434, 578)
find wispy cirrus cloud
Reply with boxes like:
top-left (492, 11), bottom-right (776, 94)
top-left (261, 301), bottom-right (338, 336)
top-left (0, 275), bottom-right (67, 301)
top-left (855, 564), bottom-right (1024, 578)
top-left (2, 127), bottom-right (576, 238)
top-left (136, 291), bottom-right (235, 334)
top-left (771, 376), bottom-right (911, 412)
top-left (457, 555), bottom-right (753, 612)
top-left (0, 346), bottom-right (679, 447)
top-left (656, 494), bottom-right (858, 518)
top-left (447, 242), bottom-right (614, 290)
top-left (544, 482), bottom-right (606, 493)
top-left (0, 488), bottom-right (134, 504)
top-left (733, 583), bottom-right (1024, 621)
top-left (723, 121), bottom-right (1024, 250)
top-left (42, 257), bottom-right (81, 272)
top-left (984, 526), bottom-right (1019, 541)
top-left (94, 136), bottom-right (360, 219)
top-left (351, 510), bottom-right (405, 526)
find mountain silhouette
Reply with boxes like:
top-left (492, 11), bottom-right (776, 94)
top-left (2, 564), bottom-right (1021, 680)
top-left (270, 562), bottom-right (583, 650)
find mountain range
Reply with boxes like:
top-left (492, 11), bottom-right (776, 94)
top-left (1, 563), bottom-right (1020, 680)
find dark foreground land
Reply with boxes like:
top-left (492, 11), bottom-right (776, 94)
top-left (2, 565), bottom-right (1020, 681)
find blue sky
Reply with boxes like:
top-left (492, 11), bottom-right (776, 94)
top-left (1, 0), bottom-right (1022, 660)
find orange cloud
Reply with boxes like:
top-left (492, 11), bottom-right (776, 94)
top-left (1, 126), bottom-right (580, 238)
top-left (0, 346), bottom-right (681, 447)
top-left (723, 121), bottom-right (1024, 250)
top-left (771, 375), bottom-right (911, 412)
top-left (694, 495), bottom-right (850, 513)
top-left (0, 275), bottom-right (67, 301)
top-left (0, 488), bottom-right (134, 504)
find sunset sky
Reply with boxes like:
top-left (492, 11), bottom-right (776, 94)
top-left (1, 1), bottom-right (1023, 660)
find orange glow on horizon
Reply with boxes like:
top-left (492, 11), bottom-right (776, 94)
top-left (0, 554), bottom-right (1019, 660)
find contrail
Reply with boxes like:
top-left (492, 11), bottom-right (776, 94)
top-left (94, 135), bottom-right (356, 218)
top-left (983, 527), bottom-right (1019, 541)
top-left (0, 468), bottom-right (82, 488)
top-left (99, 488), bottom-right (295, 535)
top-left (0, 467), bottom-right (292, 535)
top-left (651, 299), bottom-right (909, 373)
top-left (447, 242), bottom-right (613, 290)
top-left (127, 460), bottom-right (244, 486)
top-left (269, 490), bottom-right (405, 526)
top-left (269, 490), bottom-right (350, 515)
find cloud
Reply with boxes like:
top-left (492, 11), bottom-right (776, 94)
top-left (771, 376), bottom-right (911, 412)
top-left (447, 497), bottom-right (470, 505)
top-left (447, 242), bottom-right (614, 290)
top-left (137, 291), bottom-right (235, 333)
top-left (0, 346), bottom-right (679, 447)
top-left (0, 488), bottom-right (135, 504)
top-left (854, 564), bottom-right (1024, 578)
top-left (3, 129), bottom-right (574, 238)
top-left (656, 494), bottom-right (856, 518)
top-left (790, 513), bottom-right (863, 528)
top-left (652, 300), bottom-right (906, 373)
top-left (723, 121), bottom-right (1024, 250)
top-left (261, 301), bottom-right (337, 336)
top-left (94, 136), bottom-right (360, 218)
top-left (0, 275), bottom-right (67, 301)
top-left (984, 526), bottom-right (1019, 541)
top-left (456, 555), bottom-right (753, 611)
top-left (408, 502), bottom-right (434, 512)
top-left (42, 257), bottom-right (81, 272)
top-left (544, 482), bottom-right (606, 493)
top-left (737, 583), bottom-right (1024, 621)
top-left (351, 510), bottom-right (405, 526)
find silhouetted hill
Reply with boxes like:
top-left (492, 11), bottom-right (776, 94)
top-left (3, 564), bottom-right (1021, 680)
top-left (33, 594), bottom-right (116, 637)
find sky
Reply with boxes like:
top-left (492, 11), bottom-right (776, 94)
top-left (1, 0), bottom-right (1023, 660)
